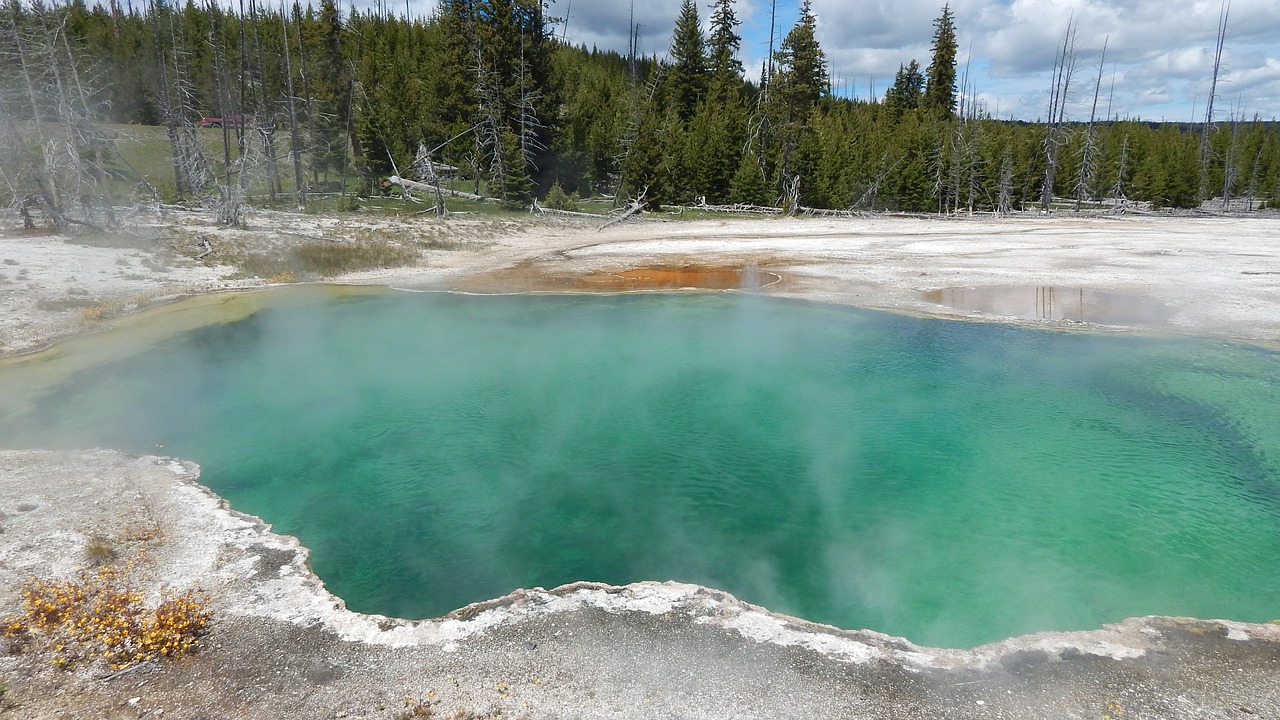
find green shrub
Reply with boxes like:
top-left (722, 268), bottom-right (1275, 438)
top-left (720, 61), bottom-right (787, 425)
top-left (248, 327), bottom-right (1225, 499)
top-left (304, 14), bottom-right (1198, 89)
top-left (545, 181), bottom-right (580, 211)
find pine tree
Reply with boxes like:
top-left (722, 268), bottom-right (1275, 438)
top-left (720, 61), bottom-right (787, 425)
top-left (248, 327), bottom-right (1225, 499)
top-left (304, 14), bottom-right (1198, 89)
top-left (16, 0), bottom-right (1280, 217)
top-left (308, 0), bottom-right (350, 185)
top-left (922, 4), bottom-right (957, 120)
top-left (666, 0), bottom-right (706, 121)
top-left (884, 60), bottom-right (924, 118)
top-left (469, 0), bottom-right (551, 201)
top-left (619, 82), bottom-right (671, 208)
top-left (728, 152), bottom-right (770, 205)
top-left (427, 0), bottom-right (479, 175)
top-left (773, 0), bottom-right (826, 114)
top-left (687, 0), bottom-right (746, 204)
top-left (687, 100), bottom-right (743, 203)
top-left (771, 0), bottom-right (826, 202)
top-left (706, 0), bottom-right (742, 101)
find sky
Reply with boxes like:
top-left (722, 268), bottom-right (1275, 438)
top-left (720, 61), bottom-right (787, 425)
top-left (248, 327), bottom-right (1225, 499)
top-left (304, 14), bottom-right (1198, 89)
top-left (397, 0), bottom-right (1280, 123)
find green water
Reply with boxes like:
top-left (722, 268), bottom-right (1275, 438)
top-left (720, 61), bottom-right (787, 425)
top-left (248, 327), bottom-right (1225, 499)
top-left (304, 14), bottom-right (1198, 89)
top-left (2, 288), bottom-right (1278, 648)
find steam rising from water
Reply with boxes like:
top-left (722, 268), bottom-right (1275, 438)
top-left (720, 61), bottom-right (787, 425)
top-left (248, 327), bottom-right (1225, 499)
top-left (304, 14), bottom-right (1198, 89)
top-left (1, 288), bottom-right (1278, 648)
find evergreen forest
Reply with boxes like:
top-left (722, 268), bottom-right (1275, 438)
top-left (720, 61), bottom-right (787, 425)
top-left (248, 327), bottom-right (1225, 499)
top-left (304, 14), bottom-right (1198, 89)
top-left (2, 0), bottom-right (1279, 229)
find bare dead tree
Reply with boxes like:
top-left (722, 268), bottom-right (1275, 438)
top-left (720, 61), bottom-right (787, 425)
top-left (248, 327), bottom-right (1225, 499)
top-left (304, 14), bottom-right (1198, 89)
top-left (954, 47), bottom-right (980, 214)
top-left (410, 143), bottom-right (447, 215)
top-left (947, 124), bottom-right (962, 213)
top-left (783, 173), bottom-right (800, 215)
top-left (764, 0), bottom-right (776, 105)
top-left (851, 152), bottom-right (902, 210)
top-left (1112, 135), bottom-right (1129, 207)
top-left (997, 153), bottom-right (1014, 216)
top-left (291, 1), bottom-right (317, 187)
top-left (756, 0), bottom-right (776, 172)
top-left (33, 9), bottom-right (84, 219)
top-left (1041, 17), bottom-right (1078, 211)
top-left (1198, 0), bottom-right (1230, 201)
top-left (48, 7), bottom-right (114, 223)
top-left (516, 33), bottom-right (544, 175)
top-left (1245, 147), bottom-right (1262, 210)
top-left (205, 0), bottom-right (235, 189)
top-left (1075, 36), bottom-right (1107, 211)
top-left (598, 185), bottom-right (646, 230)
top-left (248, 0), bottom-right (281, 200)
top-left (150, 0), bottom-right (213, 201)
top-left (2, 2), bottom-right (65, 226)
top-left (1220, 107), bottom-right (1239, 208)
top-left (0, 1), bottom-right (148, 229)
top-left (469, 39), bottom-right (506, 197)
top-left (279, 0), bottom-right (305, 209)
top-left (965, 132), bottom-right (982, 213)
top-left (929, 137), bottom-right (946, 214)
top-left (952, 97), bottom-right (982, 215)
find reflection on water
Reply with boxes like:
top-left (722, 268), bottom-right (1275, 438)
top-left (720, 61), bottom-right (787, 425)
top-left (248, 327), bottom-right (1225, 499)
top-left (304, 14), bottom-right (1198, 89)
top-left (922, 286), bottom-right (1172, 326)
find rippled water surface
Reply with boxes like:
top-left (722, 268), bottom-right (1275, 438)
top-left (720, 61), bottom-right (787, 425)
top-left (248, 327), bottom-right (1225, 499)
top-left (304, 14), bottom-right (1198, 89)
top-left (3, 288), bottom-right (1278, 647)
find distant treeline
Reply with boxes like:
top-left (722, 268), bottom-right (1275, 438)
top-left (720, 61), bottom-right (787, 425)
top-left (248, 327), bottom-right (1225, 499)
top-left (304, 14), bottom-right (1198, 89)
top-left (2, 0), bottom-right (1278, 227)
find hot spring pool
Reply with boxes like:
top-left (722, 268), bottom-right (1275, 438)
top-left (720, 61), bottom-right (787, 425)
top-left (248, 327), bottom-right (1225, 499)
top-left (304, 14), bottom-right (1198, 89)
top-left (2, 287), bottom-right (1277, 648)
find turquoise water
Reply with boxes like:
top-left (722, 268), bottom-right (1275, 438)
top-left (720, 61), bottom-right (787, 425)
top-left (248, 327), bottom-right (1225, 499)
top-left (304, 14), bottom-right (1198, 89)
top-left (2, 288), bottom-right (1278, 648)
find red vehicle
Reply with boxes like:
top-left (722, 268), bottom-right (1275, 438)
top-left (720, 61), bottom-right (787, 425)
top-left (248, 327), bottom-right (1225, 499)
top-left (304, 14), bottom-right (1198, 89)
top-left (200, 114), bottom-right (252, 129)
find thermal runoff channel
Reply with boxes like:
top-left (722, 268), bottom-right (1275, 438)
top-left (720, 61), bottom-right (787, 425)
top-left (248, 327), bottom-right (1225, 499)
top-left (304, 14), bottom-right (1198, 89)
top-left (4, 289), bottom-right (1279, 648)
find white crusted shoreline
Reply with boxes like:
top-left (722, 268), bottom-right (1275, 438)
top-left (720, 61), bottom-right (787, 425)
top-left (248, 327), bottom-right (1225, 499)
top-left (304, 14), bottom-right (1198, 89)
top-left (2, 448), bottom-right (1278, 718)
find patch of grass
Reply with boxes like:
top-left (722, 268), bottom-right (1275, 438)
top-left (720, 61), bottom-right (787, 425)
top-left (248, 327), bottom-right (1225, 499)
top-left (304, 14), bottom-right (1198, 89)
top-left (360, 194), bottom-right (530, 219)
top-left (294, 241), bottom-right (419, 275)
top-left (84, 535), bottom-right (116, 567)
top-left (235, 252), bottom-right (295, 279)
top-left (37, 296), bottom-right (101, 312)
top-left (237, 241), bottom-right (420, 280)
top-left (81, 299), bottom-right (127, 323)
top-left (419, 238), bottom-right (483, 251)
top-left (303, 195), bottom-right (362, 213)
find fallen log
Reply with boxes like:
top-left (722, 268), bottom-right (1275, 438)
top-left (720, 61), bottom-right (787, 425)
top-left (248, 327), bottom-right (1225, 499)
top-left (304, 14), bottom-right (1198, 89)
top-left (531, 198), bottom-right (608, 219)
top-left (688, 200), bottom-right (783, 215)
top-left (387, 176), bottom-right (488, 201)
top-left (598, 189), bottom-right (647, 231)
top-left (799, 206), bottom-right (872, 218)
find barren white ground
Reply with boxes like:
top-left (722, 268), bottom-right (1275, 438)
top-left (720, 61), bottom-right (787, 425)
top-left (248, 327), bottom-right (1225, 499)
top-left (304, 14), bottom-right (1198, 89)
top-left (1, 210), bottom-right (1279, 719)
top-left (4, 211), bottom-right (1280, 355)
